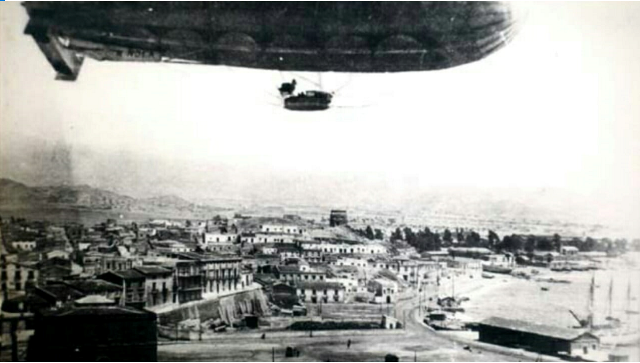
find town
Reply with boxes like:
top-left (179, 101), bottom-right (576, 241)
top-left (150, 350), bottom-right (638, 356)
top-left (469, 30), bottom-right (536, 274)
top-left (1, 209), bottom-right (638, 361)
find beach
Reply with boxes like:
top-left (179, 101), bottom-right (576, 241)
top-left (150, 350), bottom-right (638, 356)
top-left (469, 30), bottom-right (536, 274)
top-left (433, 254), bottom-right (640, 360)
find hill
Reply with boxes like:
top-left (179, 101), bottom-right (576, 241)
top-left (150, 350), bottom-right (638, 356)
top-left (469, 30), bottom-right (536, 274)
top-left (0, 178), bottom-right (226, 219)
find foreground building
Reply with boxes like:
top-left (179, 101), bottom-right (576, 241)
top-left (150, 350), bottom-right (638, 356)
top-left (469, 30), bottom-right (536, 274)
top-left (26, 298), bottom-right (157, 361)
top-left (478, 317), bottom-right (600, 357)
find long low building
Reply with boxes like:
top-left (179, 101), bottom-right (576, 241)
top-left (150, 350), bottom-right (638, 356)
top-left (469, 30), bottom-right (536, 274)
top-left (477, 317), bottom-right (600, 358)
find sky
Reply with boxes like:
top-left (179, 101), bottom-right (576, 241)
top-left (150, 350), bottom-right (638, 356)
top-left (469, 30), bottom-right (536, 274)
top-left (1, 2), bottom-right (640, 232)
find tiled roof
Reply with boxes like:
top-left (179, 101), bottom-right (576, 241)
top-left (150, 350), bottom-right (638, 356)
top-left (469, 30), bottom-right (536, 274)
top-left (134, 266), bottom-right (172, 276)
top-left (296, 281), bottom-right (344, 290)
top-left (41, 304), bottom-right (153, 317)
top-left (110, 269), bottom-right (146, 280)
top-left (65, 279), bottom-right (122, 293)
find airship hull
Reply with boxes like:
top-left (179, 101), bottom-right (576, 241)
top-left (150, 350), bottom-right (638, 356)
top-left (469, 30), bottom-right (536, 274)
top-left (22, 2), bottom-right (519, 80)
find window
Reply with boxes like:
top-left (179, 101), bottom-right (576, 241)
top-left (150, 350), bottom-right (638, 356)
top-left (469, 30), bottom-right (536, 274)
top-left (27, 270), bottom-right (34, 280)
top-left (1, 271), bottom-right (6, 280)
top-left (323, 289), bottom-right (327, 295)
top-left (152, 282), bottom-right (157, 290)
top-left (15, 271), bottom-right (21, 280)
top-left (15, 282), bottom-right (21, 290)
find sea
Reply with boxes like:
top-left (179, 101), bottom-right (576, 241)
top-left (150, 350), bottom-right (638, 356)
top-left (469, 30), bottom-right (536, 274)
top-left (463, 253), bottom-right (640, 359)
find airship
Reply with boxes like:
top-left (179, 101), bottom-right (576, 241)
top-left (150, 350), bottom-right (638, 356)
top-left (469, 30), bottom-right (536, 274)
top-left (22, 2), bottom-right (519, 83)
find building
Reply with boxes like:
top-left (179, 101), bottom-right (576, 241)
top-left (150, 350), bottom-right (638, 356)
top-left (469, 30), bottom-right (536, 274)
top-left (173, 260), bottom-right (202, 304)
top-left (276, 244), bottom-right (302, 260)
top-left (296, 281), bottom-right (345, 303)
top-left (368, 279), bottom-right (398, 304)
top-left (448, 247), bottom-right (493, 259)
top-left (63, 279), bottom-right (123, 303)
top-left (173, 252), bottom-right (244, 300)
top-left (329, 210), bottom-right (348, 227)
top-left (259, 224), bottom-right (307, 235)
top-left (98, 269), bottom-right (147, 308)
top-left (478, 317), bottom-right (600, 357)
top-left (26, 300), bottom-right (157, 361)
top-left (134, 266), bottom-right (174, 309)
top-left (276, 265), bottom-right (327, 284)
top-left (331, 256), bottom-right (368, 268)
top-left (203, 232), bottom-right (238, 245)
top-left (560, 246), bottom-right (580, 256)
top-left (241, 233), bottom-right (296, 244)
top-left (1, 256), bottom-right (38, 294)
top-left (11, 241), bottom-right (36, 251)
top-left (301, 248), bottom-right (323, 263)
top-left (304, 242), bottom-right (387, 255)
top-left (152, 240), bottom-right (197, 254)
top-left (82, 252), bottom-right (141, 276)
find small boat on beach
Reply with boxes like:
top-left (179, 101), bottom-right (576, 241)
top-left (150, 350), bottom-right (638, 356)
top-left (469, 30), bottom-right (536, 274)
top-left (482, 264), bottom-right (513, 274)
top-left (423, 311), bottom-right (466, 331)
top-left (481, 273), bottom-right (495, 279)
top-left (541, 286), bottom-right (549, 291)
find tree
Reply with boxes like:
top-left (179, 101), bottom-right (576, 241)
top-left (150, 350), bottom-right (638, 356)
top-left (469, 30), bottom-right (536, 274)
top-left (391, 228), bottom-right (403, 242)
top-left (443, 229), bottom-right (453, 245)
top-left (524, 235), bottom-right (536, 253)
top-left (537, 237), bottom-right (553, 251)
top-left (552, 234), bottom-right (562, 252)
top-left (403, 227), bottom-right (416, 246)
top-left (584, 237), bottom-right (598, 252)
top-left (465, 231), bottom-right (481, 247)
top-left (433, 232), bottom-right (442, 251)
top-left (365, 226), bottom-right (375, 240)
top-left (488, 230), bottom-right (500, 247)
top-left (374, 229), bottom-right (384, 240)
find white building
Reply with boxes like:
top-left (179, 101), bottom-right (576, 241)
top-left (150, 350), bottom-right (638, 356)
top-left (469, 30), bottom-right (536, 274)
top-left (260, 224), bottom-right (307, 235)
top-left (302, 242), bottom-right (387, 255)
top-left (241, 233), bottom-right (294, 244)
top-left (12, 241), bottom-right (36, 251)
top-left (204, 233), bottom-right (238, 244)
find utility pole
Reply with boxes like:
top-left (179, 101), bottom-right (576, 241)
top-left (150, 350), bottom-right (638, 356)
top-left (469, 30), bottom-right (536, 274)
top-left (403, 311), bottom-right (406, 330)
top-left (272, 347), bottom-right (275, 362)
top-left (10, 320), bottom-right (18, 362)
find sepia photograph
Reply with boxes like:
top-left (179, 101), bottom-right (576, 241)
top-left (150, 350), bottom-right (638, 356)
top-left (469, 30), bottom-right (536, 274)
top-left (0, 1), bottom-right (639, 362)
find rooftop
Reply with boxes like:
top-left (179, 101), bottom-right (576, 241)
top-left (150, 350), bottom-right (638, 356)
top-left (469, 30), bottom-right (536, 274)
top-left (296, 281), bottom-right (344, 290)
top-left (74, 295), bottom-right (115, 305)
top-left (41, 304), bottom-right (154, 317)
top-left (134, 266), bottom-right (172, 276)
top-left (65, 279), bottom-right (122, 294)
top-left (107, 269), bottom-right (146, 280)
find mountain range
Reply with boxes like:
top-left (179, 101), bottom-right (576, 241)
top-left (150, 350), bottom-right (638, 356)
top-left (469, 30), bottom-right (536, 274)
top-left (0, 178), bottom-right (227, 218)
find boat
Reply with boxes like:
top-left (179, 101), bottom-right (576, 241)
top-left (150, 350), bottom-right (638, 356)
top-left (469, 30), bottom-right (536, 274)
top-left (482, 264), bottom-right (512, 274)
top-left (481, 273), bottom-right (495, 279)
top-left (423, 311), bottom-right (466, 331)
top-left (541, 286), bottom-right (549, 291)
top-left (572, 272), bottom-right (640, 345)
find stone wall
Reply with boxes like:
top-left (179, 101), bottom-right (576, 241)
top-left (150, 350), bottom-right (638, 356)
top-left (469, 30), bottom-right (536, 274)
top-left (158, 289), bottom-right (270, 326)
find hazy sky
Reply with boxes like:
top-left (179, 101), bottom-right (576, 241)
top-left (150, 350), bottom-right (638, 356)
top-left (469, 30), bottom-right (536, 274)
top-left (1, 2), bottom-right (640, 227)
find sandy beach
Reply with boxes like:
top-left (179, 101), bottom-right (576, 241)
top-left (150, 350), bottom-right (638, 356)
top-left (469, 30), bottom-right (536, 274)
top-left (432, 255), bottom-right (640, 361)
